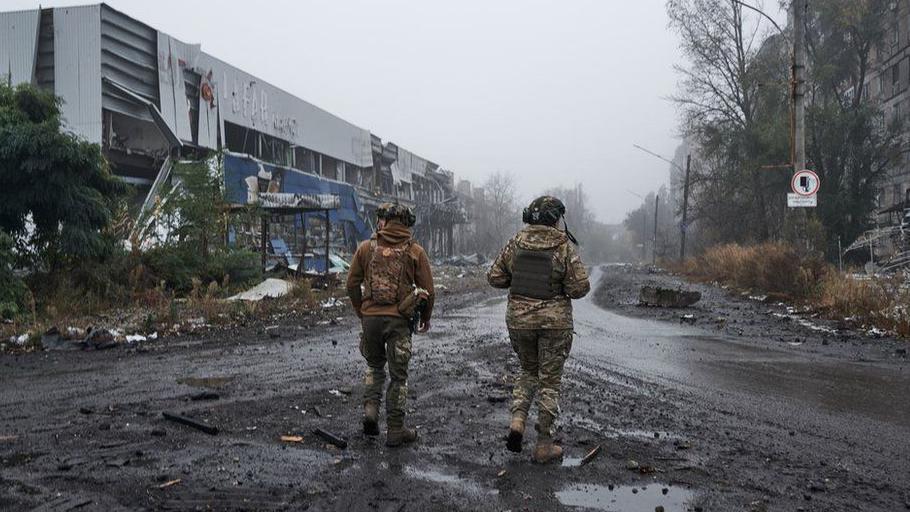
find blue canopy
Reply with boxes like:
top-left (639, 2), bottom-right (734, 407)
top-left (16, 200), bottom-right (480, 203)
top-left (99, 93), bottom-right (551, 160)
top-left (223, 152), bottom-right (373, 245)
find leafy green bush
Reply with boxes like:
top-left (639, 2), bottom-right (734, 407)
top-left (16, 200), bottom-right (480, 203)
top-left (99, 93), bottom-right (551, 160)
top-left (142, 245), bottom-right (261, 293)
top-left (142, 245), bottom-right (204, 293)
top-left (0, 230), bottom-right (27, 319)
top-left (205, 249), bottom-right (262, 287)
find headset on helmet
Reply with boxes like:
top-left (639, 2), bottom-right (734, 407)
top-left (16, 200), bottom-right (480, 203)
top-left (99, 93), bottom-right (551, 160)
top-left (522, 196), bottom-right (566, 226)
top-left (522, 195), bottom-right (579, 245)
top-left (376, 202), bottom-right (416, 227)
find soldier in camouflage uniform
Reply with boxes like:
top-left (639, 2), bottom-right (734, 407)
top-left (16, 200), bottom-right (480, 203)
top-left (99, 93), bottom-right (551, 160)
top-left (347, 203), bottom-right (434, 447)
top-left (487, 196), bottom-right (590, 463)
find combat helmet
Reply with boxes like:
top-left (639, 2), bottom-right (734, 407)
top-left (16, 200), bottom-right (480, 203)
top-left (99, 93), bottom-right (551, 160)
top-left (522, 196), bottom-right (566, 226)
top-left (376, 202), bottom-right (416, 227)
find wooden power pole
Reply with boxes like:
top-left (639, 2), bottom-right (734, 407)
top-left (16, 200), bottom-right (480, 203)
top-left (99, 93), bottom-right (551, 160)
top-left (653, 195), bottom-right (659, 265)
top-left (679, 154), bottom-right (692, 262)
top-left (792, 0), bottom-right (807, 173)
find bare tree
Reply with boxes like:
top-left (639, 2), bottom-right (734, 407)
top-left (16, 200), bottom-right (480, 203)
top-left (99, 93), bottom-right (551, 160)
top-left (668, 0), bottom-right (790, 244)
top-left (475, 171), bottom-right (520, 255)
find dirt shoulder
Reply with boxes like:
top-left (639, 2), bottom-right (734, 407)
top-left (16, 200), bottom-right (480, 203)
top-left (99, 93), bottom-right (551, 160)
top-left (593, 263), bottom-right (909, 363)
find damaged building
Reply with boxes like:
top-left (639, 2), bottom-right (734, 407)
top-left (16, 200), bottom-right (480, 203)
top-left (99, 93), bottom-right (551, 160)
top-left (0, 3), bottom-right (467, 269)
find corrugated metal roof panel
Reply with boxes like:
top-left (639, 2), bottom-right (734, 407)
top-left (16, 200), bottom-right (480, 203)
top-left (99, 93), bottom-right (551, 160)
top-left (54, 5), bottom-right (102, 144)
top-left (1, 9), bottom-right (41, 85)
top-left (35, 9), bottom-right (54, 90)
top-left (100, 4), bottom-right (157, 110)
top-left (157, 32), bottom-right (196, 143)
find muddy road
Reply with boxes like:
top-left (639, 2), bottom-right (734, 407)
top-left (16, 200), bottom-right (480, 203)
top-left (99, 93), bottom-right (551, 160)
top-left (1, 266), bottom-right (908, 511)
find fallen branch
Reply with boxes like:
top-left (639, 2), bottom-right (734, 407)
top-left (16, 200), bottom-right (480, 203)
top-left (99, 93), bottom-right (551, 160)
top-left (162, 412), bottom-right (218, 435)
top-left (580, 444), bottom-right (602, 466)
top-left (158, 479), bottom-right (181, 489)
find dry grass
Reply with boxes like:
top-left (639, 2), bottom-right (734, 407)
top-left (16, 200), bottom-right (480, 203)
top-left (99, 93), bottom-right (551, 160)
top-left (682, 242), bottom-right (827, 300)
top-left (817, 273), bottom-right (910, 337)
top-left (677, 242), bottom-right (910, 338)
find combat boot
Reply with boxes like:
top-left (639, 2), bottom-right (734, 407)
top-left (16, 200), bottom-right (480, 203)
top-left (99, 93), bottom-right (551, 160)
top-left (506, 414), bottom-right (526, 453)
top-left (362, 401), bottom-right (380, 436)
top-left (532, 437), bottom-right (563, 464)
top-left (386, 425), bottom-right (418, 447)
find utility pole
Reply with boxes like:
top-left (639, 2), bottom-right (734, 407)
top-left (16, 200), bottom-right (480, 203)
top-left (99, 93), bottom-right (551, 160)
top-left (792, 0), bottom-right (807, 174)
top-left (679, 154), bottom-right (692, 263)
top-left (642, 210), bottom-right (647, 262)
top-left (791, 0), bottom-right (809, 246)
top-left (653, 195), bottom-right (660, 266)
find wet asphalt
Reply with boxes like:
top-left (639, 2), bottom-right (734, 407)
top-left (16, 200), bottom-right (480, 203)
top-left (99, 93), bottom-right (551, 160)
top-left (1, 266), bottom-right (908, 511)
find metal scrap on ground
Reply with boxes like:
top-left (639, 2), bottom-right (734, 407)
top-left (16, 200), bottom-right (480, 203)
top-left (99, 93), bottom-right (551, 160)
top-left (162, 412), bottom-right (219, 435)
top-left (313, 428), bottom-right (348, 449)
top-left (639, 286), bottom-right (702, 308)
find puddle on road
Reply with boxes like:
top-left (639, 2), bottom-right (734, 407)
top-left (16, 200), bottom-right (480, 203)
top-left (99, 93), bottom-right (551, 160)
top-left (404, 465), bottom-right (498, 496)
top-left (571, 418), bottom-right (679, 442)
top-left (177, 376), bottom-right (235, 389)
top-left (562, 457), bottom-right (584, 468)
top-left (557, 483), bottom-right (693, 511)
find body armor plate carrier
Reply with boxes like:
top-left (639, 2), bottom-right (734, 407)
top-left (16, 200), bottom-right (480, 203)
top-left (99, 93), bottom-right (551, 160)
top-left (510, 248), bottom-right (560, 300)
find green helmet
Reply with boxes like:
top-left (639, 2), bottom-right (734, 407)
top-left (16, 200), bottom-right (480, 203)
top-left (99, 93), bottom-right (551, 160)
top-left (376, 202), bottom-right (416, 227)
top-left (522, 196), bottom-right (566, 225)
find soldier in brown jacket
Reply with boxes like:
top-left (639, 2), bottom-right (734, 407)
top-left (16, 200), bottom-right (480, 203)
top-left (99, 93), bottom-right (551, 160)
top-left (346, 203), bottom-right (434, 447)
top-left (487, 196), bottom-right (590, 463)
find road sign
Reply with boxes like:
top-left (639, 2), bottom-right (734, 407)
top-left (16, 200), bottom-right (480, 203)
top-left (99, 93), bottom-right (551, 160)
top-left (788, 193), bottom-right (817, 207)
top-left (791, 170), bottom-right (820, 196)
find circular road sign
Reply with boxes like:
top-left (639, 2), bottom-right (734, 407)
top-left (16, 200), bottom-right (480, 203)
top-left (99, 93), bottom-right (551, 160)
top-left (791, 170), bottom-right (820, 196)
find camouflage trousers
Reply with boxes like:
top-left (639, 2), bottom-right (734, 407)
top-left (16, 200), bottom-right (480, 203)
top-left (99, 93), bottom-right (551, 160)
top-left (360, 316), bottom-right (413, 428)
top-left (508, 328), bottom-right (573, 437)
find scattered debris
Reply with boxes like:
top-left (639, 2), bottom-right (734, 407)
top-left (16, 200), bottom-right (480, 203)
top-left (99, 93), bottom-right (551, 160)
top-left (639, 286), bottom-right (702, 308)
top-left (321, 297), bottom-right (344, 309)
top-left (328, 389), bottom-right (343, 397)
top-left (9, 333), bottom-right (30, 346)
top-left (497, 469), bottom-right (507, 478)
top-left (162, 412), bottom-right (218, 435)
top-left (626, 459), bottom-right (640, 471)
top-left (158, 479), bottom-right (181, 489)
top-left (0, 435), bottom-right (18, 442)
top-left (228, 278), bottom-right (294, 301)
top-left (84, 328), bottom-right (118, 350)
top-left (41, 327), bottom-right (78, 351)
top-left (680, 314), bottom-right (698, 325)
top-left (280, 435), bottom-right (304, 443)
top-left (189, 391), bottom-right (220, 401)
top-left (313, 428), bottom-right (348, 449)
top-left (674, 440), bottom-right (692, 450)
top-left (580, 444), bottom-right (602, 466)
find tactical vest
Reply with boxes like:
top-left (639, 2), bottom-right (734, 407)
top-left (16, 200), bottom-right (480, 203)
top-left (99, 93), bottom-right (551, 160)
top-left (365, 240), bottom-right (411, 305)
top-left (510, 248), bottom-right (561, 300)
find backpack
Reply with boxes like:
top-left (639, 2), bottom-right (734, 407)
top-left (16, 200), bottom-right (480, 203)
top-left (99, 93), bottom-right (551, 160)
top-left (366, 240), bottom-right (412, 305)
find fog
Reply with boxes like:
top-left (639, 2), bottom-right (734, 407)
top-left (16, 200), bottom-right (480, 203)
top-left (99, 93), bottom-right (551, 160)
top-left (7, 0), bottom-right (730, 223)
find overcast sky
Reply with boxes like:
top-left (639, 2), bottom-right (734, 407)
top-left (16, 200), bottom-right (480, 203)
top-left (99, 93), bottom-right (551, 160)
top-left (6, 0), bottom-right (784, 223)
